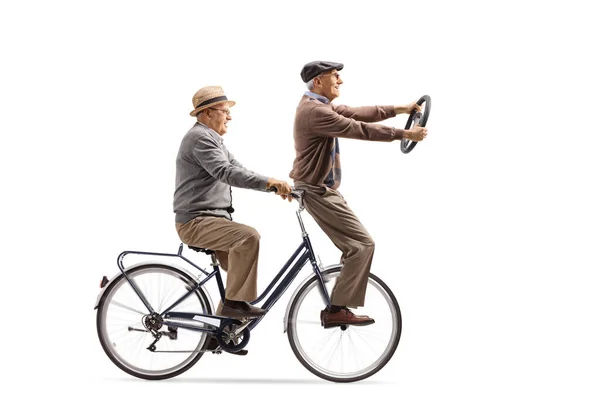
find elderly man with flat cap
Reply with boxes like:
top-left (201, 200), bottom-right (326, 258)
top-left (174, 86), bottom-right (292, 324)
top-left (290, 61), bottom-right (428, 328)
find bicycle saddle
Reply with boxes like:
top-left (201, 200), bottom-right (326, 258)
top-left (188, 246), bottom-right (215, 255)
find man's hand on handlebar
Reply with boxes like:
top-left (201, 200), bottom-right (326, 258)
top-left (267, 178), bottom-right (293, 200)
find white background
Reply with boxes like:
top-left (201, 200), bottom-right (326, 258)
top-left (1, 0), bottom-right (599, 398)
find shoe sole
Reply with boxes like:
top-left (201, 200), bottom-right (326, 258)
top-left (322, 320), bottom-right (375, 329)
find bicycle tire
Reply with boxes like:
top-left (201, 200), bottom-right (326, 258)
top-left (96, 264), bottom-right (212, 380)
top-left (286, 267), bottom-right (402, 382)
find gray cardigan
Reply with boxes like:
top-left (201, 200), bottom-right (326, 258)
top-left (174, 122), bottom-right (269, 223)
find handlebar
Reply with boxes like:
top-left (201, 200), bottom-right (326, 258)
top-left (267, 186), bottom-right (304, 200)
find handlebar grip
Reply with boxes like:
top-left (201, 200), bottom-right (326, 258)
top-left (268, 186), bottom-right (304, 200)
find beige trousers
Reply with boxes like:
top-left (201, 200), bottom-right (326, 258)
top-left (176, 216), bottom-right (260, 302)
top-left (298, 183), bottom-right (375, 308)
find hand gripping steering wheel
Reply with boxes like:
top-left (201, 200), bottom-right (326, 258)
top-left (400, 95), bottom-right (431, 154)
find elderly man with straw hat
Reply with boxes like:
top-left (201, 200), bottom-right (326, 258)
top-left (174, 86), bottom-right (292, 322)
top-left (290, 61), bottom-right (428, 328)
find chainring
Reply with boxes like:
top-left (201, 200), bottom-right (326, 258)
top-left (215, 322), bottom-right (250, 353)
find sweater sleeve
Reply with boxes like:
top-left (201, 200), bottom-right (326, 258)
top-left (308, 104), bottom-right (403, 141)
top-left (192, 135), bottom-right (269, 190)
top-left (332, 104), bottom-right (396, 123)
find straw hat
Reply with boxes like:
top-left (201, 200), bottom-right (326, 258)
top-left (189, 86), bottom-right (236, 117)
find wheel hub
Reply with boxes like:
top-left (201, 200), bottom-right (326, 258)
top-left (143, 313), bottom-right (163, 331)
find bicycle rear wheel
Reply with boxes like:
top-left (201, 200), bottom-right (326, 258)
top-left (286, 267), bottom-right (401, 382)
top-left (96, 264), bottom-right (212, 380)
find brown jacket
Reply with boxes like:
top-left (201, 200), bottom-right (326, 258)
top-left (289, 95), bottom-right (402, 186)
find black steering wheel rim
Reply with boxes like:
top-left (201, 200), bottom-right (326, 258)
top-left (400, 94), bottom-right (431, 154)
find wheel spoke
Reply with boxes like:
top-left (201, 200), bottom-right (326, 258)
top-left (313, 328), bottom-right (340, 355)
top-left (323, 331), bottom-right (343, 369)
top-left (109, 300), bottom-right (146, 315)
top-left (346, 328), bottom-right (380, 360)
top-left (345, 330), bottom-right (363, 371)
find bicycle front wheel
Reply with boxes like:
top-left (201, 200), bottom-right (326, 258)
top-left (287, 267), bottom-right (402, 382)
top-left (96, 264), bottom-right (212, 380)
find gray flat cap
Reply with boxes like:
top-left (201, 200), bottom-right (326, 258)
top-left (300, 61), bottom-right (344, 83)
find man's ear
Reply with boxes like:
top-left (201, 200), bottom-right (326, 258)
top-left (197, 109), bottom-right (209, 121)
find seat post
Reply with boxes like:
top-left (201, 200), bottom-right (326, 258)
top-left (296, 209), bottom-right (308, 237)
top-left (294, 190), bottom-right (308, 237)
top-left (210, 253), bottom-right (226, 302)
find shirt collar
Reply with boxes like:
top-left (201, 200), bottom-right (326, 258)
top-left (304, 91), bottom-right (330, 104)
top-left (197, 122), bottom-right (223, 144)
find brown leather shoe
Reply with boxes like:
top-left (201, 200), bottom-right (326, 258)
top-left (220, 299), bottom-right (266, 319)
top-left (320, 307), bottom-right (375, 329)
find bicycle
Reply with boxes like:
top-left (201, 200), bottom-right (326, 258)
top-left (94, 190), bottom-right (402, 382)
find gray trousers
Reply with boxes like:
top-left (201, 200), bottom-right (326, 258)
top-left (297, 182), bottom-right (375, 308)
top-left (176, 216), bottom-right (260, 302)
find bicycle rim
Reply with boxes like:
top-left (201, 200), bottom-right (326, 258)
top-left (97, 265), bottom-right (210, 380)
top-left (288, 269), bottom-right (401, 382)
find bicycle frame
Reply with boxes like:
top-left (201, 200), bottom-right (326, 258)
top-left (112, 197), bottom-right (331, 333)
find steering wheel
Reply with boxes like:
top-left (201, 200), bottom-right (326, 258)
top-left (400, 95), bottom-right (431, 154)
